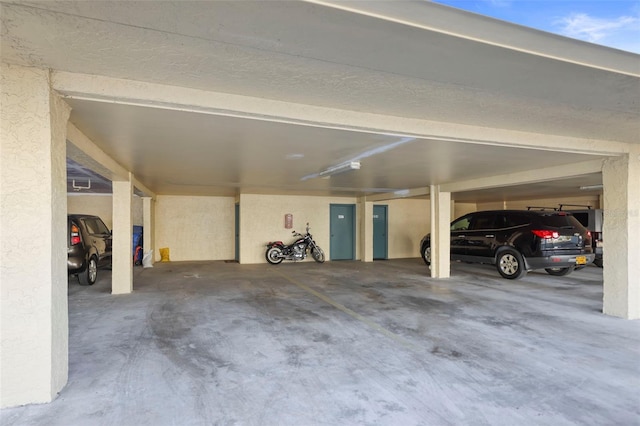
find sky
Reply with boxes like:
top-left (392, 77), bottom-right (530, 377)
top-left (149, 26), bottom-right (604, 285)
top-left (433, 0), bottom-right (640, 54)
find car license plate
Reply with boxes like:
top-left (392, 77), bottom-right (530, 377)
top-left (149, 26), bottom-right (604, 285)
top-left (576, 256), bottom-right (587, 265)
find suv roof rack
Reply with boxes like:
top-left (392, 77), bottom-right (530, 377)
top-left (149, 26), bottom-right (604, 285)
top-left (526, 206), bottom-right (558, 211)
top-left (558, 204), bottom-right (592, 210)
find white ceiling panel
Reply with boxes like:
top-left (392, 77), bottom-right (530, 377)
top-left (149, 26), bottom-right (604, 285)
top-left (66, 99), bottom-right (607, 198)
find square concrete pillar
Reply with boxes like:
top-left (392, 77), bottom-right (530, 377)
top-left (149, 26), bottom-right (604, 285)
top-left (602, 148), bottom-right (640, 319)
top-left (429, 185), bottom-right (451, 278)
top-left (112, 177), bottom-right (134, 294)
top-left (360, 198), bottom-right (374, 262)
top-left (142, 197), bottom-right (155, 264)
top-left (1, 64), bottom-right (71, 407)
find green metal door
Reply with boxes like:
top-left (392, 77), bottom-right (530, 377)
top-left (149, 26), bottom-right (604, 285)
top-left (373, 205), bottom-right (388, 260)
top-left (330, 204), bottom-right (355, 260)
top-left (235, 203), bottom-right (240, 262)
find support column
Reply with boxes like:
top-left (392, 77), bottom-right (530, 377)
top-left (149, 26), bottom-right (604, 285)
top-left (112, 176), bottom-right (133, 294)
top-left (602, 148), bottom-right (640, 319)
top-left (142, 197), bottom-right (155, 264)
top-left (429, 185), bottom-right (451, 278)
top-left (360, 198), bottom-right (374, 262)
top-left (1, 64), bottom-right (71, 407)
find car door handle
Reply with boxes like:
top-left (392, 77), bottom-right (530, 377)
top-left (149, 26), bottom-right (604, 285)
top-left (485, 235), bottom-right (495, 238)
top-left (458, 235), bottom-right (466, 238)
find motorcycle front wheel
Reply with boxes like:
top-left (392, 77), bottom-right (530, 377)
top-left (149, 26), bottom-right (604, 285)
top-left (311, 247), bottom-right (325, 263)
top-left (266, 246), bottom-right (284, 264)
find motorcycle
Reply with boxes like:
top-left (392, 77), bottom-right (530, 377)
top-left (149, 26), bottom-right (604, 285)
top-left (265, 223), bottom-right (325, 264)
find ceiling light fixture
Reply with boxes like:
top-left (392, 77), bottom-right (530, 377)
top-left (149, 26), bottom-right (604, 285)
top-left (286, 153), bottom-right (305, 160)
top-left (318, 161), bottom-right (361, 179)
top-left (579, 184), bottom-right (603, 190)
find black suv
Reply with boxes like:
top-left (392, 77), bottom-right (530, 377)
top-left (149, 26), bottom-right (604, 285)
top-left (68, 214), bottom-right (112, 285)
top-left (420, 210), bottom-right (595, 279)
top-left (559, 206), bottom-right (603, 267)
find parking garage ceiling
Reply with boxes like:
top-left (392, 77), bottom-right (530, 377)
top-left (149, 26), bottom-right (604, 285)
top-left (1, 0), bottom-right (638, 200)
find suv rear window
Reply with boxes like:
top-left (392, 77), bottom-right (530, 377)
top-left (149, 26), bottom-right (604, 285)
top-left (539, 214), bottom-right (582, 228)
top-left (571, 213), bottom-right (589, 228)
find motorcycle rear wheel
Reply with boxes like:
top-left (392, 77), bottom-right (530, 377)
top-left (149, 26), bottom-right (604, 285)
top-left (311, 247), bottom-right (325, 263)
top-left (266, 246), bottom-right (284, 264)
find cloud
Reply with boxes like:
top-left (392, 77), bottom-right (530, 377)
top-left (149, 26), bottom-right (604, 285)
top-left (555, 12), bottom-right (640, 52)
top-left (557, 13), bottom-right (637, 41)
top-left (484, 0), bottom-right (512, 7)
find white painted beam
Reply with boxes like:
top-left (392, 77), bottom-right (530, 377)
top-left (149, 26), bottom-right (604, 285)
top-left (441, 159), bottom-right (604, 193)
top-left (53, 72), bottom-right (630, 156)
top-left (308, 0), bottom-right (640, 78)
top-left (132, 177), bottom-right (155, 200)
top-left (66, 123), bottom-right (129, 181)
top-left (66, 123), bottom-right (156, 199)
top-left (365, 187), bottom-right (429, 202)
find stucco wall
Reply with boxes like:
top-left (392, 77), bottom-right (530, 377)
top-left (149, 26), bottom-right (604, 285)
top-left (154, 195), bottom-right (235, 261)
top-left (67, 194), bottom-right (143, 229)
top-left (239, 194), bottom-right (360, 264)
top-left (454, 202), bottom-right (477, 219)
top-left (380, 199), bottom-right (430, 259)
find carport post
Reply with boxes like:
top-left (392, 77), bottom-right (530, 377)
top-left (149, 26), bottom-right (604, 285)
top-left (360, 198), bottom-right (374, 262)
top-left (1, 64), bottom-right (71, 407)
top-left (602, 148), bottom-right (640, 319)
top-left (429, 185), bottom-right (451, 278)
top-left (142, 197), bottom-right (155, 264)
top-left (112, 175), bottom-right (133, 294)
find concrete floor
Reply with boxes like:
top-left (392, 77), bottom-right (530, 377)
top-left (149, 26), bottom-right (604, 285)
top-left (2, 259), bottom-right (639, 426)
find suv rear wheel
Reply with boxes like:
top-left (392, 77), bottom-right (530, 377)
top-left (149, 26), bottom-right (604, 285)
top-left (545, 267), bottom-right (574, 276)
top-left (78, 256), bottom-right (98, 286)
top-left (496, 249), bottom-right (527, 280)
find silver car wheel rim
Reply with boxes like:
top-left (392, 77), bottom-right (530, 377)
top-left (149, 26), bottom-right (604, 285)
top-left (500, 254), bottom-right (518, 275)
top-left (426, 247), bottom-right (431, 263)
top-left (88, 260), bottom-right (97, 282)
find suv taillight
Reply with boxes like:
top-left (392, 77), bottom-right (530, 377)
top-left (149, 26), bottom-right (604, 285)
top-left (70, 224), bottom-right (81, 245)
top-left (532, 230), bottom-right (559, 239)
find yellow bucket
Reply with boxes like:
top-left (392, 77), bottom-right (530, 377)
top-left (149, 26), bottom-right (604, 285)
top-left (159, 247), bottom-right (170, 262)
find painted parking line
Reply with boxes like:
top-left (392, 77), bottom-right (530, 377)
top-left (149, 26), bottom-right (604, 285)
top-left (271, 268), bottom-right (417, 351)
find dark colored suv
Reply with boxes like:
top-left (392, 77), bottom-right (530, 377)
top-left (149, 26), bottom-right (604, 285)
top-left (559, 206), bottom-right (603, 267)
top-left (68, 214), bottom-right (112, 285)
top-left (420, 210), bottom-right (595, 279)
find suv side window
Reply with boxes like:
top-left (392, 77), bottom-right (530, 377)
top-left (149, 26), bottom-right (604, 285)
top-left (451, 216), bottom-right (471, 231)
top-left (470, 214), bottom-right (497, 230)
top-left (504, 214), bottom-right (530, 228)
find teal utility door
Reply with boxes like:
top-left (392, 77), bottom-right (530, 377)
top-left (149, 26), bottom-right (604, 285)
top-left (235, 203), bottom-right (240, 262)
top-left (330, 204), bottom-right (355, 260)
top-left (373, 205), bottom-right (388, 260)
